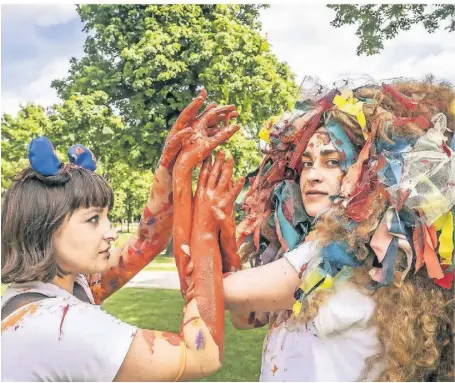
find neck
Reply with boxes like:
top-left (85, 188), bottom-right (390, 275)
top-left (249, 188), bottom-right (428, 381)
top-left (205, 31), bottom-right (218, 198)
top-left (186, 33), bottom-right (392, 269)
top-left (52, 273), bottom-right (77, 294)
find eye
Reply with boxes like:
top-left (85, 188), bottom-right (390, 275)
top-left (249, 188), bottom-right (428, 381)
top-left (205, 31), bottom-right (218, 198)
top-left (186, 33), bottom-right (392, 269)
top-left (326, 159), bottom-right (340, 167)
top-left (301, 160), bottom-right (313, 169)
top-left (87, 215), bottom-right (99, 225)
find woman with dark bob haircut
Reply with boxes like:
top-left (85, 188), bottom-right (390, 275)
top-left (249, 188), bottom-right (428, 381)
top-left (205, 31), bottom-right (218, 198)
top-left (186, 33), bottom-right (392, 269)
top-left (1, 90), bottom-right (243, 382)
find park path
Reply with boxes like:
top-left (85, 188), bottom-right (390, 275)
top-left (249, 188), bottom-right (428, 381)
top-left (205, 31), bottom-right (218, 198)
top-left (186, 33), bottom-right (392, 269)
top-left (125, 270), bottom-right (179, 290)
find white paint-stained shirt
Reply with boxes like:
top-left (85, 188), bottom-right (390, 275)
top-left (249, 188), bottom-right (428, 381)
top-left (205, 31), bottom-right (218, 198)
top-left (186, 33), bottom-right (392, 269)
top-left (260, 242), bottom-right (381, 382)
top-left (1, 275), bottom-right (137, 382)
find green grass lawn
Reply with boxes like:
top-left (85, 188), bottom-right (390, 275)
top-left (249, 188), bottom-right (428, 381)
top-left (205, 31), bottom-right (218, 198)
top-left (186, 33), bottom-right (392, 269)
top-left (143, 256), bottom-right (177, 271)
top-left (103, 288), bottom-right (266, 382)
top-left (113, 231), bottom-right (134, 249)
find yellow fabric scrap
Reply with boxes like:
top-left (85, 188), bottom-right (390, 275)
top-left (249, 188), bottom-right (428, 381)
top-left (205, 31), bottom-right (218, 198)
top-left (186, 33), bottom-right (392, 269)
top-left (258, 126), bottom-right (270, 143)
top-left (418, 177), bottom-right (452, 224)
top-left (301, 270), bottom-right (333, 292)
top-left (292, 300), bottom-right (302, 316)
top-left (333, 94), bottom-right (369, 140)
top-left (292, 271), bottom-right (334, 315)
top-left (433, 211), bottom-right (454, 265)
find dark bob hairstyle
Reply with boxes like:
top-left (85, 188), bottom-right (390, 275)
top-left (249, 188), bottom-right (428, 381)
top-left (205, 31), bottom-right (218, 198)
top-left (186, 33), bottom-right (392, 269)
top-left (1, 165), bottom-right (114, 283)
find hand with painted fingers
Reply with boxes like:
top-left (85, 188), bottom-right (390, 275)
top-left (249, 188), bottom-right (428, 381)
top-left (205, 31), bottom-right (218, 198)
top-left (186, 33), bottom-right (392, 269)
top-left (172, 91), bottom-right (240, 299)
top-left (115, 147), bottom-right (233, 381)
top-left (174, 96), bottom-right (240, 174)
top-left (204, 151), bottom-right (245, 273)
top-left (89, 91), bottom-right (234, 304)
top-left (177, 155), bottom-right (230, 362)
top-left (159, 88), bottom-right (237, 171)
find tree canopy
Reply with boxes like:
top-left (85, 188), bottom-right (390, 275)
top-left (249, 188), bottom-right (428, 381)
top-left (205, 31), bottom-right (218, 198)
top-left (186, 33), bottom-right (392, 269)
top-left (1, 104), bottom-right (53, 191)
top-left (4, 5), bottom-right (297, 223)
top-left (52, 4), bottom-right (298, 169)
top-left (329, 4), bottom-right (455, 55)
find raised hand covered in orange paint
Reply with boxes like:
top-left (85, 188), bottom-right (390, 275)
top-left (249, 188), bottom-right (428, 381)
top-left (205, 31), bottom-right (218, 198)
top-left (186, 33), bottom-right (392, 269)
top-left (172, 90), bottom-right (240, 298)
top-left (88, 91), bottom-right (223, 304)
top-left (180, 155), bottom-right (241, 361)
top-left (174, 96), bottom-right (240, 173)
top-left (204, 151), bottom-right (245, 273)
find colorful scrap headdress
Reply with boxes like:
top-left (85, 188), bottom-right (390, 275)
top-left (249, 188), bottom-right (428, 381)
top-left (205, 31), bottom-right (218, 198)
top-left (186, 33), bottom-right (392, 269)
top-left (237, 78), bottom-right (455, 315)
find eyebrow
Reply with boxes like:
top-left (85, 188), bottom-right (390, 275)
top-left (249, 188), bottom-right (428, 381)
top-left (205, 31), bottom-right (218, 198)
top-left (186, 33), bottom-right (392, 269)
top-left (302, 149), bottom-right (339, 158)
top-left (83, 207), bottom-right (104, 215)
top-left (320, 149), bottom-right (339, 157)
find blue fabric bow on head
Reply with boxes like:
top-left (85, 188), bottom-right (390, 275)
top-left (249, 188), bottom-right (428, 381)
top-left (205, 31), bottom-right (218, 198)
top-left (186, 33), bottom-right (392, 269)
top-left (28, 136), bottom-right (97, 176)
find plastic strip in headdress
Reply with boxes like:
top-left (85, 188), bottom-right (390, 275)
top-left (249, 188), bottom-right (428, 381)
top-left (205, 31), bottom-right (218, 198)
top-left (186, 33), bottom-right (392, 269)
top-left (401, 113), bottom-right (455, 225)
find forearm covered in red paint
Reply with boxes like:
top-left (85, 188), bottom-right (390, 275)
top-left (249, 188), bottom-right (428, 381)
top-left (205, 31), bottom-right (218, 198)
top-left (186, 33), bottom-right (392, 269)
top-left (172, 166), bottom-right (193, 298)
top-left (189, 226), bottom-right (225, 361)
top-left (90, 165), bottom-right (174, 305)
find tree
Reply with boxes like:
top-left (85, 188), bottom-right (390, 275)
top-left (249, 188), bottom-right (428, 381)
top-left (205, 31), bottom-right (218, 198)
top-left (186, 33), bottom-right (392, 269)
top-left (328, 4), bottom-right (455, 55)
top-left (218, 129), bottom-right (262, 178)
top-left (51, 4), bottom-right (298, 169)
top-left (47, 91), bottom-right (127, 167)
top-left (103, 162), bottom-right (154, 231)
top-left (1, 104), bottom-right (55, 192)
top-left (1, 101), bottom-right (152, 229)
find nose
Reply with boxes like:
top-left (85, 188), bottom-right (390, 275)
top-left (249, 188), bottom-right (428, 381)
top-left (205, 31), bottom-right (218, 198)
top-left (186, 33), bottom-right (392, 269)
top-left (305, 165), bottom-right (323, 183)
top-left (103, 224), bottom-right (119, 242)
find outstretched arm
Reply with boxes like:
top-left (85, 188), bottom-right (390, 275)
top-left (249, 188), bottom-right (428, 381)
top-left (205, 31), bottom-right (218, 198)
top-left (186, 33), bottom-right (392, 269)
top-left (224, 258), bottom-right (301, 313)
top-left (88, 94), bottom-right (208, 304)
top-left (114, 114), bottom-right (241, 382)
top-left (172, 92), bottom-right (239, 299)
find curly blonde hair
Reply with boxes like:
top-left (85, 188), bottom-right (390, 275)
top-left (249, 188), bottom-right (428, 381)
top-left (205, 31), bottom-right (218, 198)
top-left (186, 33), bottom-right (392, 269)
top-left (308, 79), bottom-right (455, 381)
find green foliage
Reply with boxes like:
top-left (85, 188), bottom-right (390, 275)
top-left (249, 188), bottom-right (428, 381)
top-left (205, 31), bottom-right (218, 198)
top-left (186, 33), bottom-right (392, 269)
top-left (218, 129), bottom-right (262, 178)
top-left (102, 161), bottom-right (154, 224)
top-left (1, 102), bottom-right (153, 224)
top-left (2, 4), bottom-right (293, 224)
top-left (48, 91), bottom-right (126, 164)
top-left (51, 4), bottom-right (297, 169)
top-left (1, 104), bottom-right (54, 191)
top-left (328, 4), bottom-right (455, 55)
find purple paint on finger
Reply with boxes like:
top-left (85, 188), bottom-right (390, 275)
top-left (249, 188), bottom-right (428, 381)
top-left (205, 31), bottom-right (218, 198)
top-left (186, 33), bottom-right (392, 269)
top-left (147, 217), bottom-right (156, 225)
top-left (195, 330), bottom-right (205, 350)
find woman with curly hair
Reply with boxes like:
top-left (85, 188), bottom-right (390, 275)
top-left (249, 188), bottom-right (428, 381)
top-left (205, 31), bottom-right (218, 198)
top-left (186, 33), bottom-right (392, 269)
top-left (208, 78), bottom-right (454, 381)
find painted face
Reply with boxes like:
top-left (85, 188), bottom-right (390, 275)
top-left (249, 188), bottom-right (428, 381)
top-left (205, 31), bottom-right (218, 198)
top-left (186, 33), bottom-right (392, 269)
top-left (300, 127), bottom-right (344, 218)
top-left (53, 206), bottom-right (118, 274)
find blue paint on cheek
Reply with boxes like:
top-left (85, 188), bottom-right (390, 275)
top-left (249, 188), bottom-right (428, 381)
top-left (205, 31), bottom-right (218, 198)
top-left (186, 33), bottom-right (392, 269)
top-left (147, 217), bottom-right (156, 225)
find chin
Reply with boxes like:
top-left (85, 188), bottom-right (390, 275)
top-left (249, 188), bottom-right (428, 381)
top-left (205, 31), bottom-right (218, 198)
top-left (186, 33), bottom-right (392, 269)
top-left (88, 260), bottom-right (111, 274)
top-left (304, 204), bottom-right (331, 218)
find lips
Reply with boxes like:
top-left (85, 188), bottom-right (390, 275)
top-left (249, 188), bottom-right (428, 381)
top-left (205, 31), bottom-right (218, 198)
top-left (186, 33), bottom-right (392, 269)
top-left (99, 246), bottom-right (111, 254)
top-left (305, 190), bottom-right (328, 195)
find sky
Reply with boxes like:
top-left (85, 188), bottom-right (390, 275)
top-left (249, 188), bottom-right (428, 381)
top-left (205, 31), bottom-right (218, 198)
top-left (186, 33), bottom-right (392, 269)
top-left (1, 3), bottom-right (455, 116)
